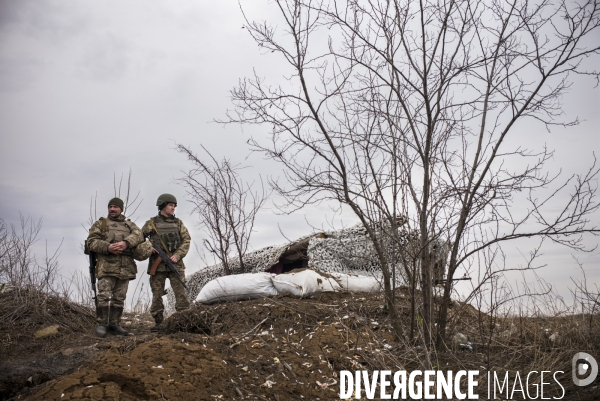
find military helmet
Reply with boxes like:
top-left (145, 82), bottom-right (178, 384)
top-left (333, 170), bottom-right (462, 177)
top-left (156, 193), bottom-right (177, 206)
top-left (132, 240), bottom-right (153, 261)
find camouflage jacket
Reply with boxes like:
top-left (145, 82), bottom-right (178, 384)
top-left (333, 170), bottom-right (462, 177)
top-left (142, 214), bottom-right (191, 273)
top-left (87, 215), bottom-right (144, 280)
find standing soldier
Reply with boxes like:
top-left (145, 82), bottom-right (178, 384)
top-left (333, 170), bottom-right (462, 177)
top-left (142, 194), bottom-right (191, 331)
top-left (87, 197), bottom-right (144, 337)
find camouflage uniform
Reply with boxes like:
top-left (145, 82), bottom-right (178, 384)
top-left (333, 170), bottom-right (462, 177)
top-left (87, 215), bottom-right (144, 310)
top-left (142, 214), bottom-right (191, 319)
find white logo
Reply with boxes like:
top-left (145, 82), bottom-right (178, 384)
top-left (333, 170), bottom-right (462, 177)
top-left (572, 352), bottom-right (598, 386)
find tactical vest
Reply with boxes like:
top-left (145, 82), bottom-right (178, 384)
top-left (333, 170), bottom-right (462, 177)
top-left (105, 220), bottom-right (126, 242)
top-left (152, 216), bottom-right (181, 253)
top-left (105, 218), bottom-right (135, 255)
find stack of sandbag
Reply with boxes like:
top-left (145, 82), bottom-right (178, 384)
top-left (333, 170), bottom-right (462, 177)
top-left (271, 269), bottom-right (341, 297)
top-left (195, 269), bottom-right (382, 304)
top-left (329, 272), bottom-right (382, 293)
top-left (196, 272), bottom-right (278, 304)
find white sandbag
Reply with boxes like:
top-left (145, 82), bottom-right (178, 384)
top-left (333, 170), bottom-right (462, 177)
top-left (272, 269), bottom-right (341, 297)
top-left (331, 273), bottom-right (382, 292)
top-left (196, 272), bottom-right (278, 304)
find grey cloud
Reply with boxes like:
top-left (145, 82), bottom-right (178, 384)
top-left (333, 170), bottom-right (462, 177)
top-left (0, 54), bottom-right (44, 92)
top-left (0, 0), bottom-right (89, 40)
top-left (77, 32), bottom-right (131, 82)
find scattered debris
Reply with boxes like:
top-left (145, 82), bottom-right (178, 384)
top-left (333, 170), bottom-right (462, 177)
top-left (316, 378), bottom-right (337, 389)
top-left (452, 332), bottom-right (467, 344)
top-left (34, 325), bottom-right (59, 339)
top-left (459, 342), bottom-right (474, 351)
top-left (262, 380), bottom-right (276, 388)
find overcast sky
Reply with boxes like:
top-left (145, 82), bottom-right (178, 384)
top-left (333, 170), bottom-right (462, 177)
top-left (0, 0), bottom-right (598, 307)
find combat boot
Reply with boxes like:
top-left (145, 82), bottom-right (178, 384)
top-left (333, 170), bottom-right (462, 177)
top-left (108, 306), bottom-right (129, 336)
top-left (95, 306), bottom-right (109, 338)
top-left (150, 313), bottom-right (164, 332)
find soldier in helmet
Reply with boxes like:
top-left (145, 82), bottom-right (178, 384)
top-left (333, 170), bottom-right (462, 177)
top-left (86, 197), bottom-right (145, 337)
top-left (142, 194), bottom-right (191, 331)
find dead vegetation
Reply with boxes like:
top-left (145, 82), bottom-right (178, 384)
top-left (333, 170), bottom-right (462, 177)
top-left (152, 290), bottom-right (598, 399)
top-left (160, 307), bottom-right (211, 335)
top-left (0, 287), bottom-right (95, 357)
top-left (0, 215), bottom-right (96, 360)
top-left (0, 287), bottom-right (96, 400)
top-left (0, 284), bottom-right (596, 400)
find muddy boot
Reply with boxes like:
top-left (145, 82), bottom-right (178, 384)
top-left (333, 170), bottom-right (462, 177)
top-left (95, 306), bottom-right (109, 338)
top-left (108, 306), bottom-right (129, 336)
top-left (150, 313), bottom-right (163, 332)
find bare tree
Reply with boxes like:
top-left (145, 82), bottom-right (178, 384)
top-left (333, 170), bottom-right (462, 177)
top-left (85, 169), bottom-right (143, 228)
top-left (177, 144), bottom-right (268, 274)
top-left (0, 215), bottom-right (62, 293)
top-left (224, 0), bottom-right (600, 345)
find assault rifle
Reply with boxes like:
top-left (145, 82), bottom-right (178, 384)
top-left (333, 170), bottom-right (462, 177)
top-left (434, 275), bottom-right (471, 286)
top-left (88, 251), bottom-right (98, 308)
top-left (149, 242), bottom-right (188, 290)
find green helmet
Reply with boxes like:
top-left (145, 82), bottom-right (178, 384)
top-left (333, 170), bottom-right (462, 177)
top-left (132, 240), bottom-right (153, 261)
top-left (156, 193), bottom-right (177, 206)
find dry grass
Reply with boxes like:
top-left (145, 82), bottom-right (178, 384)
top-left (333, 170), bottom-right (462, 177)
top-left (161, 307), bottom-right (212, 334)
top-left (0, 286), bottom-right (95, 358)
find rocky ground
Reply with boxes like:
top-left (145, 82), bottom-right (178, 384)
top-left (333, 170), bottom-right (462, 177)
top-left (1, 288), bottom-right (598, 400)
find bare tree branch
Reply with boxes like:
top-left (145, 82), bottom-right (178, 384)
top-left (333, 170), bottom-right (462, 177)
top-left (177, 144), bottom-right (268, 274)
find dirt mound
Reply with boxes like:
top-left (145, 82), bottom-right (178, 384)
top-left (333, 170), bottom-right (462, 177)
top-left (0, 287), bottom-right (163, 400)
top-left (3, 288), bottom-right (599, 400)
top-left (18, 292), bottom-right (400, 400)
top-left (0, 287), bottom-right (96, 356)
top-left (0, 287), bottom-right (99, 399)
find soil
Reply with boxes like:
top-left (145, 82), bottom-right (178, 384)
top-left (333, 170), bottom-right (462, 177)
top-left (2, 291), bottom-right (401, 401)
top-left (1, 289), bottom-right (598, 401)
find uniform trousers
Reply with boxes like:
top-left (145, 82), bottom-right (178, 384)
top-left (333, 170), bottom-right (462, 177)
top-left (149, 271), bottom-right (190, 318)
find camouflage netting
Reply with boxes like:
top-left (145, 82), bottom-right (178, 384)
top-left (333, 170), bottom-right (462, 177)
top-left (165, 223), bottom-right (451, 315)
